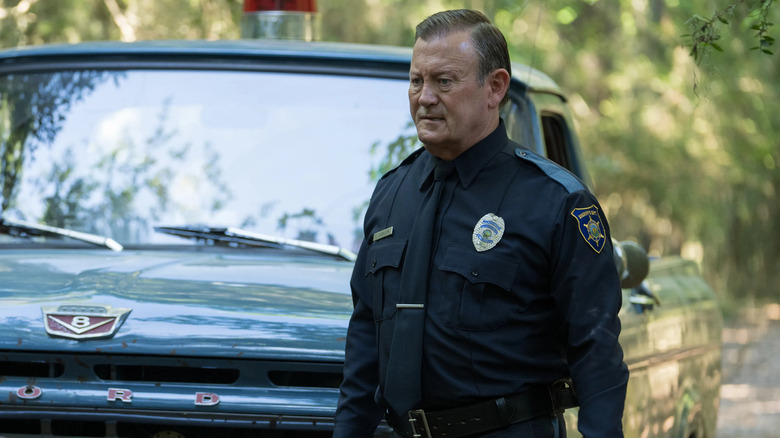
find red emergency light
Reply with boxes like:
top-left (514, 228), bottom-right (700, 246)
top-left (243, 0), bottom-right (316, 13)
top-left (241, 0), bottom-right (318, 40)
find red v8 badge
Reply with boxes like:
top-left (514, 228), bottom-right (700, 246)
top-left (42, 304), bottom-right (131, 340)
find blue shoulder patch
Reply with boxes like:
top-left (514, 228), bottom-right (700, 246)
top-left (571, 205), bottom-right (607, 253)
top-left (514, 148), bottom-right (585, 193)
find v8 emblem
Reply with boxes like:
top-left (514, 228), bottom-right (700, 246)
top-left (42, 304), bottom-right (131, 340)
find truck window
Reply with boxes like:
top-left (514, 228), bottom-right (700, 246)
top-left (541, 112), bottom-right (572, 171)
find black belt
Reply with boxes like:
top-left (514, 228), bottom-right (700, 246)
top-left (400, 378), bottom-right (578, 438)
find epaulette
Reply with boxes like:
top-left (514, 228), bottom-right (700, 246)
top-left (514, 147), bottom-right (585, 194)
top-left (379, 146), bottom-right (425, 181)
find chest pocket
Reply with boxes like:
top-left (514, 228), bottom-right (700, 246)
top-left (440, 246), bottom-right (520, 331)
top-left (364, 238), bottom-right (407, 322)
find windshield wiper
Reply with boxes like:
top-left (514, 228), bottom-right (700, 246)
top-left (154, 225), bottom-right (356, 262)
top-left (0, 217), bottom-right (123, 251)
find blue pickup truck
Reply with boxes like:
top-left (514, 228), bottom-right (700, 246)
top-left (0, 35), bottom-right (721, 438)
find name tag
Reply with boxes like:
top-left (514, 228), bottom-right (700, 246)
top-left (373, 226), bottom-right (393, 242)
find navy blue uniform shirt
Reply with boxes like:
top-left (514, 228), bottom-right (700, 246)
top-left (335, 122), bottom-right (629, 437)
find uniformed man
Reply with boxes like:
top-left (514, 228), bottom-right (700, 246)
top-left (334, 9), bottom-right (628, 438)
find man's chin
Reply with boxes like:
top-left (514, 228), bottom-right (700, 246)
top-left (420, 140), bottom-right (452, 159)
top-left (417, 131), bottom-right (444, 147)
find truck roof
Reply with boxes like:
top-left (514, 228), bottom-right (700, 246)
top-left (0, 39), bottom-right (565, 97)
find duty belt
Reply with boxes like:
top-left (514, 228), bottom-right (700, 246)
top-left (403, 378), bottom-right (578, 438)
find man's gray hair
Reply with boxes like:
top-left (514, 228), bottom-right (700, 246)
top-left (415, 9), bottom-right (512, 106)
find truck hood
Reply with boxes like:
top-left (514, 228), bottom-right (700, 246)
top-left (0, 248), bottom-right (354, 361)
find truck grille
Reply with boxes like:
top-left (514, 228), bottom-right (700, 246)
top-left (92, 364), bottom-right (240, 384)
top-left (0, 360), bottom-right (64, 378)
top-left (1, 353), bottom-right (341, 388)
top-left (0, 419), bottom-right (336, 437)
top-left (0, 352), bottom-right (351, 437)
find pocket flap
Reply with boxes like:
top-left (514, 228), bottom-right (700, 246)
top-left (365, 238), bottom-right (407, 276)
top-left (441, 246), bottom-right (518, 291)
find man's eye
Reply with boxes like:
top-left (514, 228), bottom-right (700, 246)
top-left (410, 78), bottom-right (422, 86)
top-left (439, 78), bottom-right (451, 85)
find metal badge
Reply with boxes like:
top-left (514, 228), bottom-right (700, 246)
top-left (571, 205), bottom-right (606, 253)
top-left (472, 213), bottom-right (505, 252)
top-left (42, 304), bottom-right (131, 340)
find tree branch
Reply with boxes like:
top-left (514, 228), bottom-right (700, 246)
top-left (103, 0), bottom-right (136, 42)
top-left (686, 0), bottom-right (775, 65)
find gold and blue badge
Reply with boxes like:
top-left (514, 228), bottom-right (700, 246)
top-left (571, 205), bottom-right (606, 253)
top-left (472, 213), bottom-right (505, 252)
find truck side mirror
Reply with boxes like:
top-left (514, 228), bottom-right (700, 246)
top-left (612, 240), bottom-right (650, 289)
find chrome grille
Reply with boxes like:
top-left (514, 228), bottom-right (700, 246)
top-left (0, 352), bottom-right (342, 387)
top-left (0, 351), bottom-right (356, 437)
top-left (0, 418), bottom-right (337, 437)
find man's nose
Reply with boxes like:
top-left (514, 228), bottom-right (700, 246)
top-left (418, 84), bottom-right (438, 106)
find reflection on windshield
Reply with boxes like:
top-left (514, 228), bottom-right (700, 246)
top-left (0, 69), bottom-right (415, 252)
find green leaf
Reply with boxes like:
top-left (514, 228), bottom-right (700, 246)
top-left (712, 43), bottom-right (723, 52)
top-left (761, 49), bottom-right (774, 54)
top-left (718, 17), bottom-right (729, 25)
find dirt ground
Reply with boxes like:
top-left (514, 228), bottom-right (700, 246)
top-left (716, 304), bottom-right (780, 438)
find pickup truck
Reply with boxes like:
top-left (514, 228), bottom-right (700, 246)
top-left (0, 36), bottom-right (722, 438)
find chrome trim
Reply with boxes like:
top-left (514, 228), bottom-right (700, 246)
top-left (396, 304), bottom-right (425, 309)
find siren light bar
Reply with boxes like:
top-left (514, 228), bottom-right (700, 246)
top-left (243, 0), bottom-right (317, 13)
top-left (241, 0), bottom-right (318, 40)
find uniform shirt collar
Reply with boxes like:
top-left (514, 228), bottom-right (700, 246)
top-left (417, 120), bottom-right (509, 191)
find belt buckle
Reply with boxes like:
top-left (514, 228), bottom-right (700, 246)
top-left (408, 409), bottom-right (433, 438)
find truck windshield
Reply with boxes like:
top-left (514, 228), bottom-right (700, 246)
top-left (0, 68), bottom-right (414, 252)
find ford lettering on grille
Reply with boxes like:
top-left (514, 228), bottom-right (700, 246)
top-left (14, 386), bottom-right (222, 406)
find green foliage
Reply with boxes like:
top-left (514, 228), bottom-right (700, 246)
top-left (685, 0), bottom-right (775, 64)
top-left (514, 0), bottom-right (780, 304)
top-left (0, 0), bottom-right (244, 47)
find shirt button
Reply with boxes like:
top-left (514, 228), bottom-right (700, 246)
top-left (471, 268), bottom-right (479, 277)
top-left (372, 260), bottom-right (377, 267)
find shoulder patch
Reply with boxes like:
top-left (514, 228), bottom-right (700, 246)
top-left (514, 148), bottom-right (585, 193)
top-left (571, 205), bottom-right (606, 253)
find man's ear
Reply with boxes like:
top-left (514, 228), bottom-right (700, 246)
top-left (487, 68), bottom-right (511, 109)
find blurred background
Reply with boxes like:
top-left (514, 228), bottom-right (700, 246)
top-left (1, 0), bottom-right (778, 435)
